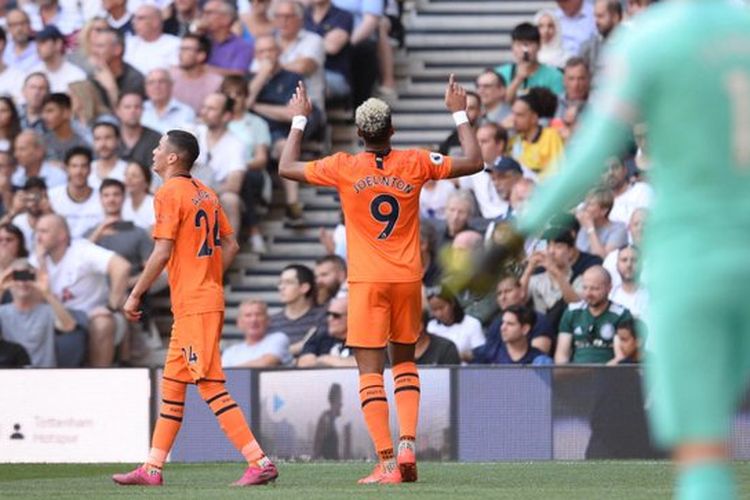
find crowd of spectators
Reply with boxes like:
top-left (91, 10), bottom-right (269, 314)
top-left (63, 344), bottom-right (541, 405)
top-left (0, 0), bottom-right (405, 368)
top-left (0, 0), bottom-right (662, 369)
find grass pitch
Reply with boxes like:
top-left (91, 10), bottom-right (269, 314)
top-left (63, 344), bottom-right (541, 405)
top-left (2, 461), bottom-right (750, 499)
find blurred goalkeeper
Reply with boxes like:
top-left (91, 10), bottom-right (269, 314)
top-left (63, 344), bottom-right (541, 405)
top-left (497, 2), bottom-right (750, 499)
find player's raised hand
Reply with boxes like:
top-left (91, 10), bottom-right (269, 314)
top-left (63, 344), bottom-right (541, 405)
top-left (123, 293), bottom-right (143, 322)
top-left (289, 81), bottom-right (313, 118)
top-left (444, 73), bottom-right (467, 113)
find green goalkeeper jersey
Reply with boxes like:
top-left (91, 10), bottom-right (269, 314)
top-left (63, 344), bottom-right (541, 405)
top-left (518, 0), bottom-right (750, 254)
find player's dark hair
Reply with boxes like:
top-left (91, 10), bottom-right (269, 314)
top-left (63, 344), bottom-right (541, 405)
top-left (315, 254), bottom-right (347, 274)
top-left (503, 304), bottom-right (536, 329)
top-left (511, 22), bottom-right (541, 44)
top-left (64, 146), bottom-right (93, 166)
top-left (42, 92), bottom-right (72, 110)
top-left (100, 178), bottom-right (126, 193)
top-left (283, 264), bottom-right (316, 300)
top-left (0, 223), bottom-right (28, 258)
top-left (165, 129), bottom-right (200, 169)
top-left (92, 120), bottom-right (120, 138)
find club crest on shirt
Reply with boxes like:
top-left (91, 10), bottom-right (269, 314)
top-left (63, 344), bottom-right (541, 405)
top-left (600, 323), bottom-right (615, 341)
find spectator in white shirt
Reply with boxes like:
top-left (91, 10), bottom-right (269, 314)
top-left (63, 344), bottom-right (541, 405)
top-left (554, 0), bottom-right (596, 56)
top-left (609, 245), bottom-right (647, 319)
top-left (124, 5), bottom-right (179, 75)
top-left (90, 121), bottom-right (128, 190)
top-left (3, 10), bottom-right (40, 73)
top-left (222, 300), bottom-right (292, 367)
top-left (606, 157), bottom-right (653, 227)
top-left (141, 68), bottom-right (196, 133)
top-left (31, 25), bottom-right (86, 93)
top-left (426, 286), bottom-right (485, 362)
top-left (122, 161), bottom-right (155, 231)
top-left (11, 130), bottom-right (67, 189)
top-left (0, 27), bottom-right (24, 103)
top-left (192, 92), bottom-right (247, 233)
top-left (33, 213), bottom-right (131, 367)
top-left (47, 147), bottom-right (104, 239)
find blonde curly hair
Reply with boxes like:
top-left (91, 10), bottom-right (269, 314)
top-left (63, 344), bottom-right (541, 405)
top-left (355, 98), bottom-right (392, 142)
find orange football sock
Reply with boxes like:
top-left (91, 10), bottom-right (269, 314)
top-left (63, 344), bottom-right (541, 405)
top-left (198, 381), bottom-right (266, 466)
top-left (359, 373), bottom-right (394, 461)
top-left (392, 362), bottom-right (420, 443)
top-left (147, 378), bottom-right (187, 470)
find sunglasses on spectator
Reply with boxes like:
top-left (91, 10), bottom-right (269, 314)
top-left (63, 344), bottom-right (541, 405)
top-left (327, 311), bottom-right (346, 319)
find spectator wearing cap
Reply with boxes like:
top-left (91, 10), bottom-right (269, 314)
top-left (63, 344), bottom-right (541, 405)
top-left (141, 68), bottom-right (196, 134)
top-left (487, 156), bottom-right (524, 219)
top-left (31, 25), bottom-right (86, 93)
top-left (575, 187), bottom-right (628, 259)
top-left (554, 0), bottom-right (596, 57)
top-left (11, 130), bottom-right (67, 189)
top-left (426, 286), bottom-right (485, 362)
top-left (0, 27), bottom-right (24, 102)
top-left (201, 0), bottom-right (254, 75)
top-left (509, 87), bottom-right (564, 177)
top-left (3, 10), bottom-right (40, 73)
top-left (495, 23), bottom-right (564, 104)
top-left (520, 224), bottom-right (583, 325)
top-left (297, 296), bottom-right (356, 367)
top-left (41, 93), bottom-right (90, 163)
top-left (474, 69), bottom-right (511, 125)
top-left (170, 34), bottom-right (224, 115)
top-left (124, 5), bottom-right (179, 76)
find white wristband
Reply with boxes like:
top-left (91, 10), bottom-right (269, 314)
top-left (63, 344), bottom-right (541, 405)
top-left (291, 115), bottom-right (308, 131)
top-left (452, 111), bottom-right (469, 127)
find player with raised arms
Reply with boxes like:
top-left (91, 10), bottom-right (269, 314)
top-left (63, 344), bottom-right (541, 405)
top-left (503, 1), bottom-right (750, 498)
top-left (279, 76), bottom-right (483, 484)
top-left (112, 130), bottom-right (277, 487)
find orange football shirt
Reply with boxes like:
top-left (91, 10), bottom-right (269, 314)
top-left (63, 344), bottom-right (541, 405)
top-left (152, 175), bottom-right (233, 318)
top-left (304, 149), bottom-right (452, 282)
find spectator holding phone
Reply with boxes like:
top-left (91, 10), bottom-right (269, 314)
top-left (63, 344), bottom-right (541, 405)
top-left (0, 258), bottom-right (76, 367)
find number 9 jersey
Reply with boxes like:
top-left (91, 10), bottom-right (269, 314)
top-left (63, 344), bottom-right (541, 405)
top-left (304, 149), bottom-right (452, 282)
top-left (153, 176), bottom-right (233, 318)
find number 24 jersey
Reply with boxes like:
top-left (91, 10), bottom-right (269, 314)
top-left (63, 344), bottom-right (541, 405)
top-left (304, 149), bottom-right (452, 282)
top-left (153, 176), bottom-right (233, 318)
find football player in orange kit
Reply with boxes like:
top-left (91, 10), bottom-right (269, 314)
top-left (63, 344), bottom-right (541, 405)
top-left (279, 76), bottom-right (482, 484)
top-left (112, 130), bottom-right (276, 487)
